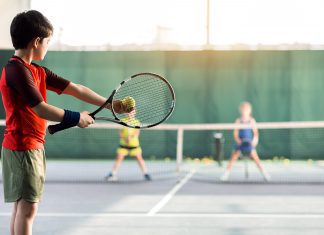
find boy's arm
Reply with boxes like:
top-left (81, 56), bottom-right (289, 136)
top-left (251, 118), bottom-right (259, 146)
top-left (45, 67), bottom-right (125, 113)
top-left (62, 82), bottom-right (106, 107)
top-left (62, 82), bottom-right (124, 113)
top-left (32, 101), bottom-right (93, 128)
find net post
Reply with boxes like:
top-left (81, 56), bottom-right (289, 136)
top-left (176, 128), bottom-right (184, 172)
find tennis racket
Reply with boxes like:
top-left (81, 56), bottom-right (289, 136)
top-left (48, 72), bottom-right (175, 134)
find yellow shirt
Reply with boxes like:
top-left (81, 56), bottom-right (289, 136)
top-left (119, 118), bottom-right (140, 147)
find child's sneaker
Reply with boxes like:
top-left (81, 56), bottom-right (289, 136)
top-left (104, 173), bottom-right (118, 182)
top-left (220, 171), bottom-right (230, 181)
top-left (262, 171), bottom-right (271, 182)
top-left (144, 174), bottom-right (152, 181)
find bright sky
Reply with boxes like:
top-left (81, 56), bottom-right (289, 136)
top-left (212, 0), bottom-right (324, 45)
top-left (31, 0), bottom-right (324, 49)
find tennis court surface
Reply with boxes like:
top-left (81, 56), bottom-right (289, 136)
top-left (1, 160), bottom-right (324, 235)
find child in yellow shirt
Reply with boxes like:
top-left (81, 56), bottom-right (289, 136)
top-left (105, 109), bottom-right (151, 181)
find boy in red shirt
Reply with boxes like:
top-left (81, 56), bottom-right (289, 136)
top-left (1, 10), bottom-right (125, 235)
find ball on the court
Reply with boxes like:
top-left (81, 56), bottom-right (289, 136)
top-left (283, 158), bottom-right (290, 165)
top-left (122, 96), bottom-right (136, 112)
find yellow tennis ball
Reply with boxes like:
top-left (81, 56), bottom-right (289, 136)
top-left (122, 96), bottom-right (136, 111)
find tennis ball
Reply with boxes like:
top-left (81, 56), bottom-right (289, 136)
top-left (121, 96), bottom-right (136, 112)
top-left (164, 157), bottom-right (171, 162)
top-left (283, 159), bottom-right (290, 165)
top-left (202, 157), bottom-right (210, 164)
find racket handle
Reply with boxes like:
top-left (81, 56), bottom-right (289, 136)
top-left (48, 110), bottom-right (80, 135)
top-left (48, 123), bottom-right (74, 135)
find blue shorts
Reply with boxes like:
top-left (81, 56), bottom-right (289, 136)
top-left (234, 141), bottom-right (254, 154)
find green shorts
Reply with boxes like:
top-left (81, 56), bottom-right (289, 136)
top-left (1, 147), bottom-right (46, 203)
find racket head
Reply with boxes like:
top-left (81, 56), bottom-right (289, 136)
top-left (111, 73), bottom-right (175, 128)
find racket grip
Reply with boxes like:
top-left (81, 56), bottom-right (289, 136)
top-left (48, 110), bottom-right (80, 135)
top-left (48, 123), bottom-right (73, 135)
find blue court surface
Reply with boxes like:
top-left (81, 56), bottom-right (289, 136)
top-left (1, 160), bottom-right (324, 235)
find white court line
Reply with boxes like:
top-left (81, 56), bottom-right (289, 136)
top-left (0, 212), bottom-right (324, 219)
top-left (147, 169), bottom-right (196, 216)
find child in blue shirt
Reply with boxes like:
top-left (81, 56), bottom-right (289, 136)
top-left (220, 102), bottom-right (270, 181)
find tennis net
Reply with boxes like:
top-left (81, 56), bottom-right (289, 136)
top-left (0, 120), bottom-right (324, 183)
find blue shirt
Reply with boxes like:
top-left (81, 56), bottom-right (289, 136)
top-left (238, 118), bottom-right (253, 141)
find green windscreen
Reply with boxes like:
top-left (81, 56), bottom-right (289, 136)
top-left (0, 50), bottom-right (323, 159)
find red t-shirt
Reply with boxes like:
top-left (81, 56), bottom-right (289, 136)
top-left (0, 56), bottom-right (70, 150)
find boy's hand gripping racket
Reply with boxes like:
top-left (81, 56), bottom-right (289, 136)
top-left (48, 72), bottom-right (175, 134)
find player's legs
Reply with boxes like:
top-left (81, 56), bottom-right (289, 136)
top-left (226, 150), bottom-right (241, 171)
top-left (132, 148), bottom-right (146, 173)
top-left (2, 148), bottom-right (45, 235)
top-left (10, 201), bottom-right (18, 235)
top-left (220, 150), bottom-right (241, 181)
top-left (105, 151), bottom-right (127, 181)
top-left (135, 153), bottom-right (147, 173)
top-left (135, 154), bottom-right (152, 180)
top-left (131, 148), bottom-right (151, 180)
top-left (14, 199), bottom-right (38, 235)
top-left (250, 150), bottom-right (271, 181)
top-left (249, 150), bottom-right (264, 171)
top-left (111, 153), bottom-right (126, 173)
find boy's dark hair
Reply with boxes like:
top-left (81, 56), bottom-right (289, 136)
top-left (10, 10), bottom-right (53, 49)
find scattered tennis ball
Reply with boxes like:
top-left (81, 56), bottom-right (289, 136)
top-left (204, 158), bottom-right (214, 165)
top-left (164, 157), bottom-right (171, 162)
top-left (202, 157), bottom-right (211, 165)
top-left (121, 96), bottom-right (136, 112)
top-left (283, 158), bottom-right (290, 165)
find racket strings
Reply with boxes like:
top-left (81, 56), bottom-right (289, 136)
top-left (126, 89), bottom-right (173, 108)
top-left (117, 95), bottom-right (173, 125)
top-left (118, 78), bottom-right (166, 95)
top-left (113, 74), bottom-right (174, 127)
top-left (120, 87), bottom-right (170, 100)
top-left (135, 101), bottom-right (173, 114)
